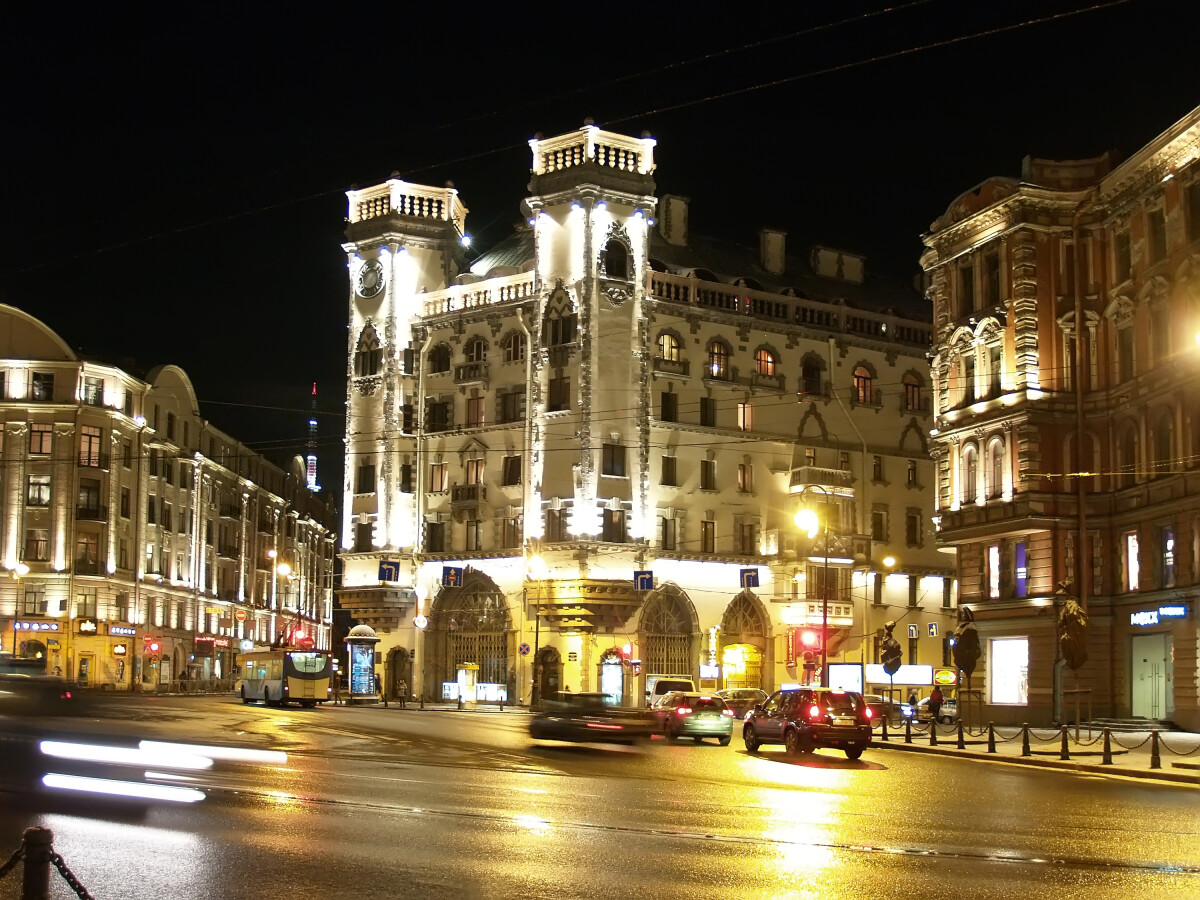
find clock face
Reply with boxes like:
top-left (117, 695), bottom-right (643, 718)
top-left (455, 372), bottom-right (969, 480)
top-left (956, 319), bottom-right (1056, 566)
top-left (356, 259), bottom-right (385, 298)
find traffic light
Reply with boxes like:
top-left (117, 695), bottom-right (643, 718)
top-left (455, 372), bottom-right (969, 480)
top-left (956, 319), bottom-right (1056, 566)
top-left (799, 629), bottom-right (822, 667)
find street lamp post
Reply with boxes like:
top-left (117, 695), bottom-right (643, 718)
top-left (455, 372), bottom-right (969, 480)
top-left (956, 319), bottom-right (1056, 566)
top-left (528, 553), bottom-right (547, 708)
top-left (795, 486), bottom-right (831, 687)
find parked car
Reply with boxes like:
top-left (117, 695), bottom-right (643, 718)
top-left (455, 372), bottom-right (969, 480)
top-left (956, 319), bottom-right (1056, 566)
top-left (917, 696), bottom-right (958, 725)
top-left (862, 693), bottom-right (898, 722)
top-left (742, 688), bottom-right (873, 759)
top-left (651, 692), bottom-right (734, 745)
top-left (715, 688), bottom-right (768, 719)
top-left (529, 692), bottom-right (654, 745)
top-left (644, 674), bottom-right (696, 707)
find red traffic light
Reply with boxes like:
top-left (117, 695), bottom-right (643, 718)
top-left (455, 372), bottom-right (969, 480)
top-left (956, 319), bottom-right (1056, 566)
top-left (146, 641), bottom-right (160, 654)
top-left (800, 629), bottom-right (820, 648)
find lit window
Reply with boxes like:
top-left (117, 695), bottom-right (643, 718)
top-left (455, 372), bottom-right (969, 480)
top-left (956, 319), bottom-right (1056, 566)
top-left (466, 458), bottom-right (485, 485)
top-left (737, 402), bottom-right (753, 432)
top-left (657, 332), bottom-right (681, 362)
top-left (706, 341), bottom-right (729, 379)
top-left (903, 374), bottom-right (922, 411)
top-left (853, 366), bottom-right (873, 404)
top-left (738, 463), bottom-right (754, 493)
top-left (755, 349), bottom-right (775, 376)
top-left (986, 545), bottom-right (1000, 599)
top-left (988, 638), bottom-right (1028, 705)
top-left (1124, 531), bottom-right (1140, 592)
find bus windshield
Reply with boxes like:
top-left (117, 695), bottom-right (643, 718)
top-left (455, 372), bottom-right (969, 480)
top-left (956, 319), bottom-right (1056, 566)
top-left (286, 652), bottom-right (330, 676)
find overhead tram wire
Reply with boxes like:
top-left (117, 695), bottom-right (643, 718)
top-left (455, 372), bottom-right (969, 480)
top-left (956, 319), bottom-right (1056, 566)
top-left (0, 1), bottom-right (1130, 280)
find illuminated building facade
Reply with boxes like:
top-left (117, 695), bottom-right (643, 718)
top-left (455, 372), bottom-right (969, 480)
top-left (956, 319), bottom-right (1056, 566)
top-left (339, 123), bottom-right (953, 705)
top-left (0, 305), bottom-right (336, 689)
top-left (923, 104), bottom-right (1200, 729)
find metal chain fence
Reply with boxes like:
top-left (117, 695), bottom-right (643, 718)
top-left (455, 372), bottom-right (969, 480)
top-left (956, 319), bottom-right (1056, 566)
top-left (0, 827), bottom-right (94, 900)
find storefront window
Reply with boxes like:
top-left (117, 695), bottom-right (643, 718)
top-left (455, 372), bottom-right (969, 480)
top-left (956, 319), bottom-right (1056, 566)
top-left (988, 637), bottom-right (1028, 705)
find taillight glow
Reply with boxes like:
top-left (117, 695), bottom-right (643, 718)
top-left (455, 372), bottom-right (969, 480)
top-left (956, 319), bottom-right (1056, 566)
top-left (863, 707), bottom-right (873, 719)
top-left (721, 708), bottom-right (734, 717)
top-left (676, 707), bottom-right (692, 716)
top-left (808, 704), bottom-right (822, 720)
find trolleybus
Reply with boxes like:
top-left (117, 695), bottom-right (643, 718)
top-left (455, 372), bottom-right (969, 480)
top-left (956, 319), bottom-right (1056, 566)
top-left (235, 648), bottom-right (332, 708)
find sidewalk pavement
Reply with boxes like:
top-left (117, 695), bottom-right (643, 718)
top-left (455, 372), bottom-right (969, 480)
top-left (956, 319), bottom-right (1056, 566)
top-left (341, 700), bottom-right (1200, 785)
top-left (869, 718), bottom-right (1200, 786)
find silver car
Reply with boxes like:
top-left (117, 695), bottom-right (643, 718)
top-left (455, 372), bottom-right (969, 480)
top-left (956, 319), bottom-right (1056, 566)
top-left (714, 688), bottom-right (768, 719)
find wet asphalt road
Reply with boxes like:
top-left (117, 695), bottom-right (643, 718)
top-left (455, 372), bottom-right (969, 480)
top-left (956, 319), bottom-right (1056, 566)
top-left (1, 694), bottom-right (1197, 899)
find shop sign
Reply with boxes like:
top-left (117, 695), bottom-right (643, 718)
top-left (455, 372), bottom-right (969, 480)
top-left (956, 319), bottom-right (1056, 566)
top-left (194, 636), bottom-right (231, 648)
top-left (14, 621), bottom-right (61, 633)
top-left (112, 643), bottom-right (128, 657)
top-left (76, 617), bottom-right (98, 634)
top-left (933, 667), bottom-right (958, 686)
top-left (1130, 605), bottom-right (1189, 627)
top-left (109, 625), bottom-right (137, 637)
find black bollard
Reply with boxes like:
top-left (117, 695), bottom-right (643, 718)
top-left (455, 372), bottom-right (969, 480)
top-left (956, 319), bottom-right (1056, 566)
top-left (956, 719), bottom-right (966, 749)
top-left (1102, 728), bottom-right (1113, 765)
top-left (1021, 723), bottom-right (1031, 757)
top-left (987, 722), bottom-right (996, 754)
top-left (1060, 725), bottom-right (1070, 760)
top-left (905, 717), bottom-right (912, 744)
top-left (1150, 731), bottom-right (1161, 769)
top-left (929, 719), bottom-right (938, 746)
top-left (880, 716), bottom-right (889, 742)
top-left (22, 826), bottom-right (53, 900)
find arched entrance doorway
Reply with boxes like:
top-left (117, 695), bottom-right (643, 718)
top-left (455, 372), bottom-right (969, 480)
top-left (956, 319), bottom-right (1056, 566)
top-left (597, 648), bottom-right (625, 705)
top-left (638, 583), bottom-right (699, 704)
top-left (720, 591), bottom-right (769, 691)
top-left (535, 646), bottom-right (562, 703)
top-left (426, 569), bottom-right (512, 702)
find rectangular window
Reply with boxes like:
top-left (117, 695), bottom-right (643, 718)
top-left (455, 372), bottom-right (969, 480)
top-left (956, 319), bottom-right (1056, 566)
top-left (700, 520), bottom-right (715, 554)
top-left (548, 376), bottom-right (570, 412)
top-left (737, 522), bottom-right (759, 555)
top-left (660, 392), bottom-right (677, 423)
top-left (122, 440), bottom-right (132, 469)
top-left (1162, 526), bottom-right (1176, 589)
top-left (661, 455), bottom-right (677, 487)
top-left (986, 544), bottom-right (1001, 599)
top-left (402, 404), bottom-right (415, 433)
top-left (601, 509), bottom-right (626, 543)
top-left (737, 402), bottom-right (753, 432)
top-left (1124, 531), bottom-right (1140, 592)
top-left (465, 519), bottom-right (482, 552)
top-left (26, 474), bottom-right (51, 507)
top-left (1148, 207), bottom-right (1167, 263)
top-left (81, 376), bottom-right (103, 406)
top-left (908, 636), bottom-right (919, 665)
top-left (426, 400), bottom-right (450, 432)
top-left (355, 463), bottom-right (376, 494)
top-left (466, 458), bottom-right (485, 484)
top-left (119, 539), bottom-right (129, 570)
top-left (871, 508), bottom-right (887, 542)
top-left (1115, 228), bottom-right (1132, 281)
top-left (24, 529), bottom-right (48, 562)
top-left (1117, 326), bottom-right (1134, 382)
top-left (429, 463), bottom-right (449, 493)
top-left (1151, 306), bottom-right (1169, 361)
top-left (959, 264), bottom-right (975, 312)
top-left (166, 411), bottom-right (176, 441)
top-left (989, 638), bottom-right (1029, 705)
top-left (602, 443), bottom-right (627, 477)
top-left (499, 392), bottom-right (522, 424)
top-left (29, 424), bottom-right (52, 454)
top-left (872, 455), bottom-right (883, 482)
top-left (805, 448), bottom-right (817, 467)
top-left (909, 575), bottom-right (919, 607)
top-left (661, 517), bottom-right (677, 551)
top-left (737, 463), bottom-right (753, 493)
top-left (426, 521), bottom-right (445, 552)
top-left (700, 459), bottom-right (716, 491)
top-left (545, 509), bottom-right (566, 542)
top-left (501, 455), bottom-right (521, 486)
top-left (1014, 541), bottom-right (1028, 598)
top-left (466, 396), bottom-right (485, 428)
top-left (700, 397), bottom-right (716, 428)
top-left (501, 518), bottom-right (521, 549)
top-left (355, 522), bottom-right (373, 552)
top-left (31, 372), bottom-right (54, 401)
top-left (400, 463), bottom-right (413, 493)
top-left (907, 460), bottom-right (918, 486)
top-left (75, 536), bottom-right (99, 574)
top-left (23, 588), bottom-right (47, 616)
top-left (984, 250), bottom-right (1000, 304)
top-left (905, 510), bottom-right (921, 547)
top-left (839, 451), bottom-right (850, 471)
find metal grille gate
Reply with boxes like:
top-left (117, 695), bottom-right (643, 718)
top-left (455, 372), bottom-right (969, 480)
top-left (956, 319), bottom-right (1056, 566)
top-left (641, 588), bottom-right (695, 675)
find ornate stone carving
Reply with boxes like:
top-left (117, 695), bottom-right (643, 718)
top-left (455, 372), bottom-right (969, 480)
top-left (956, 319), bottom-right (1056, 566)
top-left (354, 376), bottom-right (382, 396)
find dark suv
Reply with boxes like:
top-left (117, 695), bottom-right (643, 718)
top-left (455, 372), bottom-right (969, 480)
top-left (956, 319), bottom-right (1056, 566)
top-left (742, 688), bottom-right (873, 759)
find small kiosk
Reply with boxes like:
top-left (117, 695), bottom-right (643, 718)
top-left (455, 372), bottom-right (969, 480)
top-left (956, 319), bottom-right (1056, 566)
top-left (345, 624), bottom-right (380, 704)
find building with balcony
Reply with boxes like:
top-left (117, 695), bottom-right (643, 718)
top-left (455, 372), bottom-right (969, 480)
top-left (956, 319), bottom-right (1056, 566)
top-left (339, 122), bottom-right (954, 706)
top-left (0, 305), bottom-right (337, 690)
top-left (923, 103), bottom-right (1200, 730)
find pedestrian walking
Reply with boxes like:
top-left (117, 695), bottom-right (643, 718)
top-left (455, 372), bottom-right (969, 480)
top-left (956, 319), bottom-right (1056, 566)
top-left (929, 685), bottom-right (944, 721)
top-left (375, 672), bottom-right (382, 696)
top-left (397, 678), bottom-right (408, 708)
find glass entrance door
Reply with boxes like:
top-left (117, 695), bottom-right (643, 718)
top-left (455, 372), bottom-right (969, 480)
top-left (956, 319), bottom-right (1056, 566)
top-left (1131, 633), bottom-right (1168, 719)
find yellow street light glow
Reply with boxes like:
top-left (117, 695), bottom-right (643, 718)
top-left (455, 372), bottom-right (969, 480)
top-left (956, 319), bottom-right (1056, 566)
top-left (882, 556), bottom-right (897, 568)
top-left (527, 554), bottom-right (548, 581)
top-left (794, 509), bottom-right (820, 540)
top-left (276, 562), bottom-right (292, 578)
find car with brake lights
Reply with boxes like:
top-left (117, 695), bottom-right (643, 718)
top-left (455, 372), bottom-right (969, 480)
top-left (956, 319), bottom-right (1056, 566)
top-left (714, 688), bottom-right (768, 719)
top-left (650, 692), bottom-right (735, 745)
top-left (742, 688), bottom-right (873, 759)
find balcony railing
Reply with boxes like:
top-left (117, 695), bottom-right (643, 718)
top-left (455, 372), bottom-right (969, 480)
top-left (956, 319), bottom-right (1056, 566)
top-left (788, 466), bottom-right (854, 492)
top-left (78, 452), bottom-right (110, 469)
top-left (75, 505), bottom-right (108, 521)
top-left (454, 362), bottom-right (489, 384)
top-left (652, 358), bottom-right (690, 377)
top-left (451, 483), bottom-right (486, 507)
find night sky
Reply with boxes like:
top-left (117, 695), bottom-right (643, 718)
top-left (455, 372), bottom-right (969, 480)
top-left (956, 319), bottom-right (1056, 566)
top-left (1, 0), bottom-right (1196, 499)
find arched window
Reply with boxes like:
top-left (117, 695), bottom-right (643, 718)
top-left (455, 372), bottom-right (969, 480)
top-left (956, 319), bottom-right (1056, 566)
top-left (902, 373), bottom-right (923, 411)
top-left (602, 239), bottom-right (630, 280)
top-left (754, 348), bottom-right (776, 376)
top-left (853, 366), bottom-right (873, 404)
top-left (429, 344), bottom-right (451, 374)
top-left (962, 445), bottom-right (979, 504)
top-left (465, 337), bottom-right (488, 363)
top-left (354, 326), bottom-right (382, 377)
top-left (504, 333), bottom-right (526, 363)
top-left (706, 341), bottom-right (730, 379)
top-left (988, 440), bottom-right (1005, 499)
top-left (657, 332), bottom-right (681, 362)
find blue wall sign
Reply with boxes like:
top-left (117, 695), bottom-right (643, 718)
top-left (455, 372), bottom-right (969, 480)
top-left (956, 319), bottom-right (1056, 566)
top-left (740, 568), bottom-right (760, 588)
top-left (634, 570), bottom-right (654, 590)
top-left (442, 566), bottom-right (464, 587)
top-left (378, 560), bottom-right (401, 582)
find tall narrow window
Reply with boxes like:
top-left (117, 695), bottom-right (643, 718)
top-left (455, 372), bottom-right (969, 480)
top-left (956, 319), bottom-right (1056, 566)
top-left (1124, 531), bottom-right (1140, 592)
top-left (601, 509), bottom-right (627, 543)
top-left (661, 455), bottom-right (677, 486)
top-left (1014, 542), bottom-right (1028, 597)
top-left (429, 463), bottom-right (449, 493)
top-left (466, 396), bottom-right (485, 428)
top-left (465, 338), bottom-right (487, 363)
top-left (661, 517), bottom-right (677, 551)
top-left (660, 391), bottom-right (677, 422)
top-left (1147, 207), bottom-right (1167, 263)
top-left (962, 447), bottom-right (978, 504)
top-left (466, 520), bottom-right (483, 552)
top-left (602, 240), bottom-right (629, 279)
top-left (700, 520), bottom-right (715, 554)
top-left (429, 344), bottom-right (451, 373)
top-left (548, 376), bottom-right (570, 412)
top-left (354, 327), bottom-right (383, 377)
top-left (872, 455), bottom-right (884, 482)
top-left (355, 462), bottom-right (376, 494)
top-left (989, 442), bottom-right (1005, 499)
top-left (501, 456), bottom-right (521, 486)
top-left (700, 397), bottom-right (716, 428)
top-left (700, 459), bottom-right (716, 491)
top-left (466, 458), bottom-right (485, 485)
top-left (602, 443), bottom-right (627, 477)
top-left (960, 264), bottom-right (975, 312)
top-left (504, 333), bottom-right (526, 362)
top-left (852, 366), bottom-right (873, 404)
top-left (754, 348), bottom-right (775, 376)
top-left (706, 341), bottom-right (729, 379)
top-left (903, 374), bottom-right (922, 411)
top-left (737, 402), bottom-right (753, 432)
top-left (984, 250), bottom-right (1001, 304)
top-left (1114, 229), bottom-right (1131, 281)
top-left (1117, 325), bottom-right (1134, 383)
top-left (29, 424), bottom-right (52, 454)
top-left (907, 460), bottom-right (918, 486)
top-left (986, 544), bottom-right (1001, 599)
top-left (737, 463), bottom-right (754, 493)
top-left (962, 353), bottom-right (976, 404)
top-left (1162, 527), bottom-right (1176, 588)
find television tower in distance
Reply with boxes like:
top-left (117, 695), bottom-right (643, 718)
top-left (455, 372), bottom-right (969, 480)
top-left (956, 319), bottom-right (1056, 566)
top-left (306, 382), bottom-right (320, 492)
